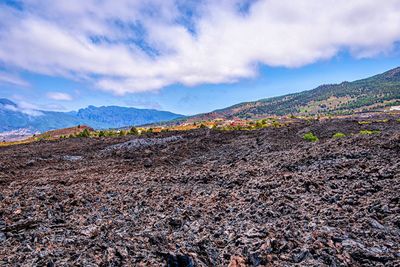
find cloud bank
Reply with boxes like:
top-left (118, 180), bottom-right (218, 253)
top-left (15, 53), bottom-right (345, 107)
top-left (0, 0), bottom-right (400, 94)
top-left (3, 102), bottom-right (43, 117)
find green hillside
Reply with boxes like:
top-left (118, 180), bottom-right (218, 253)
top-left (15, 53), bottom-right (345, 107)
top-left (214, 67), bottom-right (400, 118)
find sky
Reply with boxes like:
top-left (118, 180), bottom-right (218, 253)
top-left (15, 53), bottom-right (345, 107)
top-left (0, 0), bottom-right (400, 115)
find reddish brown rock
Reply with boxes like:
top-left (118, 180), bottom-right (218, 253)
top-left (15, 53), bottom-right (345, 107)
top-left (228, 256), bottom-right (247, 267)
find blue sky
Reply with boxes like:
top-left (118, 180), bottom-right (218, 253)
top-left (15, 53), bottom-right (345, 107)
top-left (1, 0), bottom-right (400, 115)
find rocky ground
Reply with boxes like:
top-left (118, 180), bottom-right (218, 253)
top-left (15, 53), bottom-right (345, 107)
top-left (0, 114), bottom-right (399, 266)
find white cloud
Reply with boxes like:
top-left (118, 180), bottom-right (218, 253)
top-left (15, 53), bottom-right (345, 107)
top-left (16, 101), bottom-right (44, 116)
top-left (124, 99), bottom-right (162, 110)
top-left (19, 108), bottom-right (43, 117)
top-left (0, 72), bottom-right (29, 87)
top-left (3, 104), bottom-right (18, 112)
top-left (0, 0), bottom-right (400, 94)
top-left (46, 92), bottom-right (73, 101)
top-left (2, 101), bottom-right (43, 116)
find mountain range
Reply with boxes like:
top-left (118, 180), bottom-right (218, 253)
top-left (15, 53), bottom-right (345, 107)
top-left (0, 100), bottom-right (183, 133)
top-left (183, 67), bottom-right (400, 122)
top-left (1, 66), bottom-right (400, 134)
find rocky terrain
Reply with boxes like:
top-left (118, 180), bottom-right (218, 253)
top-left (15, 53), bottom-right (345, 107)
top-left (0, 114), bottom-right (399, 266)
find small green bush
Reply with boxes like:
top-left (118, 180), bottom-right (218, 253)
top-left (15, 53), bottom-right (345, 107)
top-left (129, 127), bottom-right (139, 135)
top-left (303, 132), bottom-right (319, 142)
top-left (358, 121), bottom-right (372, 125)
top-left (255, 121), bottom-right (263, 128)
top-left (359, 130), bottom-right (381, 135)
top-left (332, 132), bottom-right (346, 138)
top-left (272, 122), bottom-right (282, 128)
top-left (98, 131), bottom-right (106, 137)
top-left (105, 131), bottom-right (118, 137)
top-left (234, 125), bottom-right (246, 131)
top-left (78, 128), bottom-right (90, 138)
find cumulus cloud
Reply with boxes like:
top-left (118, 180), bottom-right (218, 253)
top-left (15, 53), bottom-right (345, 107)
top-left (0, 0), bottom-right (400, 94)
top-left (46, 92), bottom-right (73, 101)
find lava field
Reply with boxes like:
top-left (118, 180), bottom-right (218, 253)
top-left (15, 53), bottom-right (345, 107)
top-left (0, 115), bottom-right (399, 266)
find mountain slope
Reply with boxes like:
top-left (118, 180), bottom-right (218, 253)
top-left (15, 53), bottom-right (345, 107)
top-left (191, 67), bottom-right (400, 120)
top-left (75, 105), bottom-right (183, 129)
top-left (0, 99), bottom-right (183, 133)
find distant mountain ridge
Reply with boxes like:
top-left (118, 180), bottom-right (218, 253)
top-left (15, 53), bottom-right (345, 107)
top-left (0, 98), bottom-right (17, 107)
top-left (74, 105), bottom-right (182, 128)
top-left (0, 100), bottom-right (183, 133)
top-left (184, 67), bottom-right (400, 121)
top-left (2, 67), bottom-right (400, 133)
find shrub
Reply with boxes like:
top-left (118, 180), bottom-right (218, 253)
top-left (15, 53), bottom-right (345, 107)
top-left (303, 132), bottom-right (319, 142)
top-left (234, 125), bottom-right (245, 131)
top-left (332, 132), bottom-right (346, 138)
top-left (98, 131), bottom-right (106, 137)
top-left (358, 121), bottom-right (372, 125)
top-left (272, 121), bottom-right (282, 128)
top-left (105, 131), bottom-right (118, 137)
top-left (78, 128), bottom-right (90, 138)
top-left (119, 130), bottom-right (127, 136)
top-left (129, 127), bottom-right (139, 135)
top-left (255, 121), bottom-right (263, 128)
top-left (359, 130), bottom-right (381, 135)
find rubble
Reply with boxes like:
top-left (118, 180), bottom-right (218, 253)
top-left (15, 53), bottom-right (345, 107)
top-left (63, 155), bottom-right (83, 161)
top-left (103, 136), bottom-right (183, 153)
top-left (0, 114), bottom-right (399, 266)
